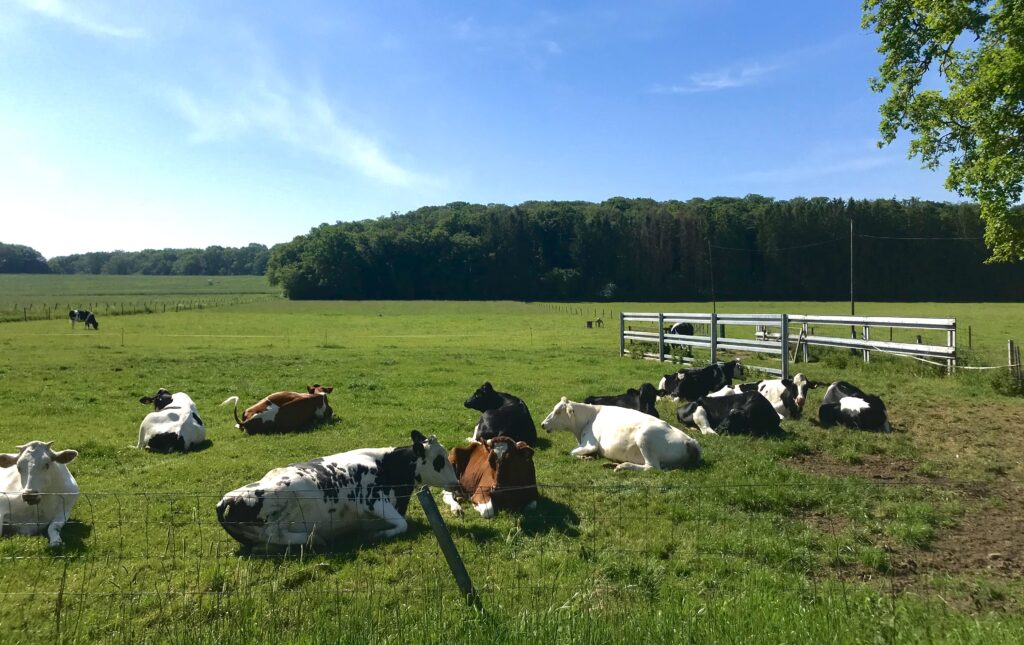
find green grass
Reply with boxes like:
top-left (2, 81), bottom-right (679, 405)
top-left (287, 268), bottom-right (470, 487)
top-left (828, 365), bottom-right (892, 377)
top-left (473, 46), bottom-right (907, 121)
top-left (1, 293), bottom-right (1023, 643)
top-left (0, 274), bottom-right (279, 322)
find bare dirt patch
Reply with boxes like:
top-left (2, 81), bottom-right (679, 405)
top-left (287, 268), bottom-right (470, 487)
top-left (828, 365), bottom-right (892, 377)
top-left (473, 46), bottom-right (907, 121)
top-left (789, 450), bottom-right (1024, 610)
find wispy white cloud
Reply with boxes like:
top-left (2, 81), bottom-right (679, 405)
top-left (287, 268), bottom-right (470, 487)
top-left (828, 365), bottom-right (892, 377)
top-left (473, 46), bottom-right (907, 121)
top-left (450, 13), bottom-right (564, 64)
top-left (652, 63), bottom-right (780, 95)
top-left (14, 0), bottom-right (145, 39)
top-left (164, 61), bottom-right (432, 188)
top-left (734, 154), bottom-right (899, 184)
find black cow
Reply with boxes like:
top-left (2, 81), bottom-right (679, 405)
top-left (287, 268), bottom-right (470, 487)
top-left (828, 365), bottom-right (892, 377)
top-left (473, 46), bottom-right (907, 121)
top-left (464, 382), bottom-right (538, 446)
top-left (658, 359), bottom-right (744, 402)
top-left (584, 383), bottom-right (660, 418)
top-left (68, 309), bottom-right (99, 330)
top-left (818, 381), bottom-right (892, 432)
top-left (676, 391), bottom-right (781, 436)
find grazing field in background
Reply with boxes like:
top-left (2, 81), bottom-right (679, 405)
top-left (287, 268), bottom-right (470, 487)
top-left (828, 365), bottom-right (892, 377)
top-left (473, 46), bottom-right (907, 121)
top-left (0, 274), bottom-right (279, 322)
top-left (0, 285), bottom-right (1022, 642)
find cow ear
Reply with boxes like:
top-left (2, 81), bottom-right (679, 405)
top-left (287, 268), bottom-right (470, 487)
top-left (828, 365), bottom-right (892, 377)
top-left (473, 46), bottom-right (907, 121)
top-left (515, 442), bottom-right (534, 460)
top-left (410, 430), bottom-right (426, 458)
top-left (53, 450), bottom-right (78, 464)
top-left (0, 453), bottom-right (17, 468)
top-left (321, 386), bottom-right (334, 394)
top-left (559, 396), bottom-right (567, 404)
top-left (306, 385), bottom-right (317, 394)
top-left (139, 396), bottom-right (154, 404)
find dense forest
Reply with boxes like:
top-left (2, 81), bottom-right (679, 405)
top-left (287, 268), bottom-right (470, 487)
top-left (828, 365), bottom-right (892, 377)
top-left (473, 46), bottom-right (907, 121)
top-left (46, 244), bottom-right (271, 276)
top-left (266, 196), bottom-right (1024, 302)
top-left (0, 243), bottom-right (51, 273)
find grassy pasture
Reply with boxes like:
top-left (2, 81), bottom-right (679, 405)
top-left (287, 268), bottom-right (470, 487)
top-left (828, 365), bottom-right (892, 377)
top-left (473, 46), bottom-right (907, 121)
top-left (0, 291), bottom-right (1022, 643)
top-left (0, 274), bottom-right (278, 323)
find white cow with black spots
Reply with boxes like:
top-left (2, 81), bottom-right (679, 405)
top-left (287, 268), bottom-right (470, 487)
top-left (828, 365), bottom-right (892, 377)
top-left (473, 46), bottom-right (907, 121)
top-left (0, 441), bottom-right (80, 547)
top-left (216, 431), bottom-right (459, 548)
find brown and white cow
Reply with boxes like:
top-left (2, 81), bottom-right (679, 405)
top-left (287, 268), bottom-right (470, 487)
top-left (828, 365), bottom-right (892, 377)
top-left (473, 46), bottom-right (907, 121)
top-left (442, 436), bottom-right (539, 518)
top-left (221, 385), bottom-right (334, 435)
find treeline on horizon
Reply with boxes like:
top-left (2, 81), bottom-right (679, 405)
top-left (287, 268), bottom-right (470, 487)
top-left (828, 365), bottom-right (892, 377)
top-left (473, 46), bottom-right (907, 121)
top-left (31, 244), bottom-right (271, 276)
top-left (266, 196), bottom-right (1024, 302)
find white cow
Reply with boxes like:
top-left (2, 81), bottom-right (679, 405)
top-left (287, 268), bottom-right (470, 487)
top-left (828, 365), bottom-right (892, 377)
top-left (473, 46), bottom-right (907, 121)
top-left (540, 398), bottom-right (702, 471)
top-left (216, 431), bottom-right (459, 548)
top-left (137, 389), bottom-right (206, 452)
top-left (0, 441), bottom-right (80, 547)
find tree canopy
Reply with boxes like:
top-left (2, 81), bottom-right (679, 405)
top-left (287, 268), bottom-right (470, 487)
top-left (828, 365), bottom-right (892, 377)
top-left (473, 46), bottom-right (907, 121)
top-left (48, 244), bottom-right (271, 276)
top-left (863, 0), bottom-right (1024, 261)
top-left (267, 197), bottom-right (1024, 302)
top-left (0, 242), bottom-right (50, 273)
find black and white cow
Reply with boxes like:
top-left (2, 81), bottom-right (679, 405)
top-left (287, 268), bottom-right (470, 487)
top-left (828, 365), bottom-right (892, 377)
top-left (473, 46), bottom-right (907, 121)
top-left (658, 359), bottom-right (744, 402)
top-left (137, 389), bottom-right (206, 453)
top-left (818, 381), bottom-right (892, 432)
top-left (215, 431), bottom-right (459, 548)
top-left (676, 391), bottom-right (781, 436)
top-left (665, 321), bottom-right (695, 336)
top-left (584, 383), bottom-right (660, 418)
top-left (734, 373), bottom-right (817, 419)
top-left (464, 382), bottom-right (537, 446)
top-left (68, 309), bottom-right (99, 330)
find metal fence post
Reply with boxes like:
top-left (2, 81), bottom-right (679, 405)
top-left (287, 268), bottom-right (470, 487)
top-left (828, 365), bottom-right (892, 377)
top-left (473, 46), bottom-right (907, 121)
top-left (948, 323), bottom-right (957, 373)
top-left (863, 325), bottom-right (870, 363)
top-left (658, 313), bottom-right (665, 362)
top-left (801, 322), bottom-right (809, 363)
top-left (619, 312), bottom-right (625, 357)
top-left (710, 312), bottom-right (718, 364)
top-left (780, 314), bottom-right (789, 379)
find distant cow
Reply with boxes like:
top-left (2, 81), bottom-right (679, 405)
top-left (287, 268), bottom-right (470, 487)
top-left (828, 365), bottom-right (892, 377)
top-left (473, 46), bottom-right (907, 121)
top-left (541, 398), bottom-right (701, 471)
top-left (443, 437), bottom-right (539, 518)
top-left (584, 383), bottom-right (659, 418)
top-left (0, 441), bottom-right (80, 547)
top-left (137, 389), bottom-right (207, 453)
top-left (464, 382), bottom-right (537, 446)
top-left (215, 431), bottom-right (458, 548)
top-left (734, 373), bottom-right (817, 419)
top-left (221, 385), bottom-right (334, 435)
top-left (677, 391), bottom-right (781, 436)
top-left (665, 321), bottom-right (695, 336)
top-left (68, 309), bottom-right (99, 330)
top-left (818, 381), bottom-right (892, 432)
top-left (658, 359), bottom-right (744, 402)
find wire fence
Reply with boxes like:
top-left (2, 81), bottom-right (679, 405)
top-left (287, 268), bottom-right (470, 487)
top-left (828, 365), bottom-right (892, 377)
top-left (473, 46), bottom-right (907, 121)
top-left (2, 478), bottom-right (1020, 641)
top-left (0, 295), bottom-right (276, 323)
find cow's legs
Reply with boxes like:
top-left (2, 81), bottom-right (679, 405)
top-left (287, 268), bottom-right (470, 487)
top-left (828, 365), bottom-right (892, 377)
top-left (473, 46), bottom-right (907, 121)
top-left (692, 406), bottom-right (718, 435)
top-left (442, 491), bottom-right (463, 516)
top-left (466, 422), bottom-right (481, 443)
top-left (371, 500), bottom-right (408, 539)
top-left (570, 444), bottom-right (599, 459)
top-left (47, 505), bottom-right (73, 547)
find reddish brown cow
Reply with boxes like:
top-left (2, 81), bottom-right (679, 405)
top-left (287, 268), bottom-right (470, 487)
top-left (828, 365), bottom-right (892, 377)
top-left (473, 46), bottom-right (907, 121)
top-left (220, 385), bottom-right (334, 435)
top-left (442, 436), bottom-right (538, 518)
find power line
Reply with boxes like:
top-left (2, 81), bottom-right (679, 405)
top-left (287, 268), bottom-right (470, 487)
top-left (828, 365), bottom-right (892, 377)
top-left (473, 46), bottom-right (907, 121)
top-left (856, 234), bottom-right (982, 241)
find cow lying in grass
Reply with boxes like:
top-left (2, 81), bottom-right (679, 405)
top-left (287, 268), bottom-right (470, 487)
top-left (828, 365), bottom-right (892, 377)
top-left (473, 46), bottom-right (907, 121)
top-left (464, 382), bottom-right (537, 446)
top-left (443, 436), bottom-right (538, 518)
top-left (221, 385), bottom-right (334, 435)
top-left (677, 391), bottom-right (781, 436)
top-left (137, 389), bottom-right (206, 452)
top-left (658, 359), bottom-right (744, 401)
top-left (584, 383), bottom-right (659, 418)
top-left (818, 381), bottom-right (892, 432)
top-left (216, 431), bottom-right (458, 548)
top-left (541, 398), bottom-right (701, 471)
top-left (0, 441), bottom-right (79, 547)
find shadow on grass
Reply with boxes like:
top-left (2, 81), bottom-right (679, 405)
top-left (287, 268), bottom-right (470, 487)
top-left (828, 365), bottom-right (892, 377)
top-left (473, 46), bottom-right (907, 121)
top-left (187, 439), bottom-right (214, 452)
top-left (520, 497), bottom-right (580, 538)
top-left (55, 520), bottom-right (93, 554)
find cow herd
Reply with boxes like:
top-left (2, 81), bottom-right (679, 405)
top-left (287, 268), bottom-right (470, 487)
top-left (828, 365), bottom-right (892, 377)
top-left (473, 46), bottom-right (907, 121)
top-left (1, 359), bottom-right (892, 551)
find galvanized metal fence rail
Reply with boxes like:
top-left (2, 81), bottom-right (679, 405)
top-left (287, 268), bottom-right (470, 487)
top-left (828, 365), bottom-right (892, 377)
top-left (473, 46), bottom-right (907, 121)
top-left (620, 312), bottom-right (958, 378)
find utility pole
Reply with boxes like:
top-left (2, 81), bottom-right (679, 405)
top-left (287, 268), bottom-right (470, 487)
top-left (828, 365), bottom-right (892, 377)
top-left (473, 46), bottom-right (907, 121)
top-left (850, 214), bottom-right (856, 340)
top-left (707, 239), bottom-right (717, 315)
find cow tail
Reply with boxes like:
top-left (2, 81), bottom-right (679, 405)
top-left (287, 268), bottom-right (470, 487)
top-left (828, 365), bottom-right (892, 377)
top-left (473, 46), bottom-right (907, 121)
top-left (221, 396), bottom-right (244, 429)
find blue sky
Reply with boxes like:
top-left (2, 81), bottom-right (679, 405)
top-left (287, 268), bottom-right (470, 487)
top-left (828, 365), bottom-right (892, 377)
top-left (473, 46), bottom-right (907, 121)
top-left (1, 1), bottom-right (957, 258)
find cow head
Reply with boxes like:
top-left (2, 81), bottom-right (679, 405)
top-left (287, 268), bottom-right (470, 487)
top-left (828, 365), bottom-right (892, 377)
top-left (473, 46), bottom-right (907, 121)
top-left (486, 437), bottom-right (537, 508)
top-left (410, 430), bottom-right (459, 491)
top-left (540, 397), bottom-right (575, 433)
top-left (464, 382), bottom-right (503, 411)
top-left (726, 359), bottom-right (744, 380)
top-left (306, 384), bottom-right (334, 395)
top-left (139, 388), bottom-right (174, 410)
top-left (0, 441), bottom-right (78, 505)
top-left (790, 373), bottom-right (818, 408)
